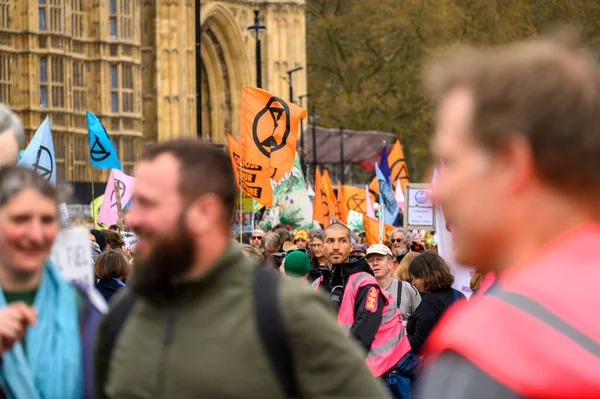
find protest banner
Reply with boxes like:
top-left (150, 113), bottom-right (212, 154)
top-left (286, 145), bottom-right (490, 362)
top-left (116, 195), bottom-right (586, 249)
top-left (240, 86), bottom-right (307, 173)
top-left (404, 183), bottom-right (435, 230)
top-left (98, 169), bottom-right (135, 226)
top-left (336, 181), bottom-right (349, 224)
top-left (369, 139), bottom-right (410, 196)
top-left (227, 134), bottom-right (273, 208)
top-left (363, 215), bottom-right (395, 246)
top-left (49, 226), bottom-right (93, 288)
top-left (18, 116), bottom-right (56, 186)
top-left (312, 167), bottom-right (333, 227)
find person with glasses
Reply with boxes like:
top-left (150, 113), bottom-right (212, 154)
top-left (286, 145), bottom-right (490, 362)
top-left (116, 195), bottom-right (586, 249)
top-left (389, 228), bottom-right (412, 263)
top-left (307, 231), bottom-right (328, 282)
top-left (250, 229), bottom-right (265, 248)
top-left (250, 229), bottom-right (264, 250)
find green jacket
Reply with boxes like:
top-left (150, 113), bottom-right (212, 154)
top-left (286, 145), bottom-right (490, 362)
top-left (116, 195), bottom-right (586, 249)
top-left (94, 243), bottom-right (389, 399)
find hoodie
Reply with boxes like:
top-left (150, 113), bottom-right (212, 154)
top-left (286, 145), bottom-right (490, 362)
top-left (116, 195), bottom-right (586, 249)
top-left (318, 255), bottom-right (385, 353)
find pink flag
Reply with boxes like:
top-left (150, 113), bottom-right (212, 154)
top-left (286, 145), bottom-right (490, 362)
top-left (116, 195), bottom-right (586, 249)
top-left (365, 185), bottom-right (375, 218)
top-left (98, 169), bottom-right (135, 225)
top-left (395, 178), bottom-right (405, 213)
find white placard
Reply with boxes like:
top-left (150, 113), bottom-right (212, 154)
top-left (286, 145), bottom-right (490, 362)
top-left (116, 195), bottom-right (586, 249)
top-left (49, 226), bottom-right (93, 288)
top-left (122, 232), bottom-right (138, 256)
top-left (58, 203), bottom-right (70, 227)
top-left (408, 207), bottom-right (434, 226)
top-left (404, 183), bottom-right (435, 230)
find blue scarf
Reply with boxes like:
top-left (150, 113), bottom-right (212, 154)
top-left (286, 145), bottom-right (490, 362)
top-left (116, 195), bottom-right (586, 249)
top-left (0, 262), bottom-right (82, 399)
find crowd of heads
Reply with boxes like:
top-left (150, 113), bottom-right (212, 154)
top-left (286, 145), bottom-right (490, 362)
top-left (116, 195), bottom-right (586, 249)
top-left (236, 217), bottom-right (454, 292)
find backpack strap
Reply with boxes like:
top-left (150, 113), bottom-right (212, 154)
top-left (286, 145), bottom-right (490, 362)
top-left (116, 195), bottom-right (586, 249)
top-left (396, 280), bottom-right (403, 310)
top-left (102, 267), bottom-right (297, 397)
top-left (253, 264), bottom-right (297, 398)
top-left (104, 288), bottom-right (137, 363)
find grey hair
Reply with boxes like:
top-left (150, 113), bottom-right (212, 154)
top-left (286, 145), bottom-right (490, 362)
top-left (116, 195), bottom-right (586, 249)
top-left (0, 104), bottom-right (24, 148)
top-left (0, 166), bottom-right (57, 207)
top-left (261, 232), bottom-right (282, 251)
top-left (389, 227), bottom-right (413, 248)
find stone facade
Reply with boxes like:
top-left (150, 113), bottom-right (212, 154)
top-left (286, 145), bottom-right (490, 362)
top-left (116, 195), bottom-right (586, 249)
top-left (200, 0), bottom-right (307, 143)
top-left (0, 0), bottom-right (306, 181)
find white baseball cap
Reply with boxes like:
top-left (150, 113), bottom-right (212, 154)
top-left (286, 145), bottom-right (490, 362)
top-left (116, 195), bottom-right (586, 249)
top-left (366, 244), bottom-right (393, 258)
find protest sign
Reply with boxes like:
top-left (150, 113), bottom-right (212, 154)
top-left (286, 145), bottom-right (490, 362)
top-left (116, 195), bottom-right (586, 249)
top-left (404, 183), bottom-right (435, 230)
top-left (232, 195), bottom-right (254, 233)
top-left (50, 226), bottom-right (93, 288)
top-left (122, 232), bottom-right (138, 256)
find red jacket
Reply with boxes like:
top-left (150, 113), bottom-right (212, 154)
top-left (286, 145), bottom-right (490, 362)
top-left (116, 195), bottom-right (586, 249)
top-left (425, 224), bottom-right (600, 399)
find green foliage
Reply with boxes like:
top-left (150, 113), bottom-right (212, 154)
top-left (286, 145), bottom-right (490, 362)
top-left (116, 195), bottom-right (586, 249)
top-left (307, 0), bottom-right (600, 181)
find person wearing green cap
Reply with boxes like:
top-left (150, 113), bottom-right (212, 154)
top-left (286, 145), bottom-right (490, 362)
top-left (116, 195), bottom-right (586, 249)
top-left (283, 249), bottom-right (310, 280)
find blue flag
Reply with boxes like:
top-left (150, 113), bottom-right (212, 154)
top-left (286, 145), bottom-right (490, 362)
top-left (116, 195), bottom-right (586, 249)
top-left (379, 142), bottom-right (392, 187)
top-left (17, 116), bottom-right (56, 186)
top-left (375, 162), bottom-right (399, 226)
top-left (86, 111), bottom-right (121, 170)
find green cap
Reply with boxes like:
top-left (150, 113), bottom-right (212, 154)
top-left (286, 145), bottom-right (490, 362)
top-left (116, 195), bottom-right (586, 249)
top-left (284, 250), bottom-right (310, 277)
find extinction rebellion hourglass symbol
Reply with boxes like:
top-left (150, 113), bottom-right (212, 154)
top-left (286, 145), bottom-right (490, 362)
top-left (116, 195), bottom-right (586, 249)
top-left (32, 146), bottom-right (53, 182)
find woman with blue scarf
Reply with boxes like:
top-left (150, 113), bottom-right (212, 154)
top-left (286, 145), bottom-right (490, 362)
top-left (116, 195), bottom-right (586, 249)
top-left (0, 166), bottom-right (105, 399)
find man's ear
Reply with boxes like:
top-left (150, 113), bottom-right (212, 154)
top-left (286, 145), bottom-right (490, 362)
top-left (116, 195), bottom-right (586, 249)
top-left (185, 193), bottom-right (223, 236)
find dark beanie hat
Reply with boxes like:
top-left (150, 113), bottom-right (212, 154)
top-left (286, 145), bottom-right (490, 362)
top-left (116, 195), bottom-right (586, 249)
top-left (90, 229), bottom-right (107, 251)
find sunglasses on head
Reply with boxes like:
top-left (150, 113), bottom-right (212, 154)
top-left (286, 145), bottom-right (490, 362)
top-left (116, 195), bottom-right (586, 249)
top-left (285, 247), bottom-right (307, 256)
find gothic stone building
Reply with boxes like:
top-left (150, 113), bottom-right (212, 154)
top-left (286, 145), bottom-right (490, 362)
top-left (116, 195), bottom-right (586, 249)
top-left (0, 0), bottom-right (306, 182)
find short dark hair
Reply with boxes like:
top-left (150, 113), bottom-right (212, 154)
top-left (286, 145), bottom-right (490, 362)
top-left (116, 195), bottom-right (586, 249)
top-left (102, 229), bottom-right (124, 250)
top-left (408, 252), bottom-right (454, 292)
top-left (324, 222), bottom-right (351, 240)
top-left (94, 249), bottom-right (130, 280)
top-left (142, 139), bottom-right (236, 222)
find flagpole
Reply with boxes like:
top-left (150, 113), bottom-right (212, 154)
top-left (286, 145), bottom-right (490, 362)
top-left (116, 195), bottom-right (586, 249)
top-left (379, 197), bottom-right (385, 244)
top-left (90, 167), bottom-right (96, 227)
top-left (239, 162), bottom-right (243, 243)
top-left (114, 177), bottom-right (125, 232)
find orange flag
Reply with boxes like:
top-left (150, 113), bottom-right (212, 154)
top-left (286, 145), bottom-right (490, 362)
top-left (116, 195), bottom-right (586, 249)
top-left (363, 215), bottom-right (395, 246)
top-left (369, 140), bottom-right (410, 195)
top-left (337, 181), bottom-right (349, 224)
top-left (342, 185), bottom-right (374, 214)
top-left (240, 86), bottom-right (307, 173)
top-left (270, 168), bottom-right (286, 183)
top-left (321, 169), bottom-right (338, 218)
top-left (313, 167), bottom-right (332, 227)
top-left (227, 134), bottom-right (273, 208)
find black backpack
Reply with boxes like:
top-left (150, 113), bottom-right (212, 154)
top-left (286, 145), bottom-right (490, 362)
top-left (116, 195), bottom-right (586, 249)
top-left (103, 264), bottom-right (297, 398)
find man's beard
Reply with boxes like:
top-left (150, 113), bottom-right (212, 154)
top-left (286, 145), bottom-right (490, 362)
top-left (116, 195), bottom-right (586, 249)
top-left (129, 217), bottom-right (195, 305)
top-left (394, 247), bottom-right (407, 256)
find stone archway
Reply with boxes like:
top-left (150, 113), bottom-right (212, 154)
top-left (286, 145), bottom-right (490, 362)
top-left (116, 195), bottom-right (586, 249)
top-left (200, 3), bottom-right (251, 143)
